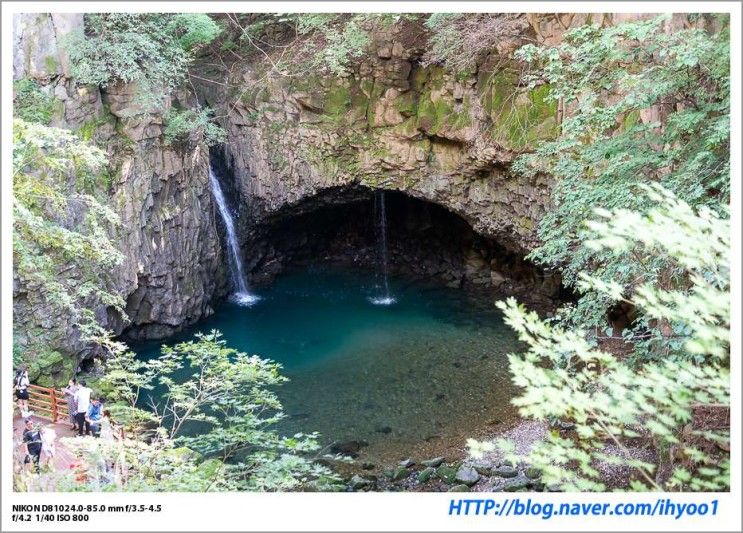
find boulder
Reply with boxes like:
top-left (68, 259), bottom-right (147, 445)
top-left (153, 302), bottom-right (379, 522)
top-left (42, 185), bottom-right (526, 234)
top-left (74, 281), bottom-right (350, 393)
top-left (421, 457), bottom-right (445, 468)
top-left (503, 477), bottom-right (531, 492)
top-left (389, 466), bottom-right (410, 481)
top-left (492, 465), bottom-right (518, 478)
top-left (418, 467), bottom-right (436, 483)
top-left (436, 465), bottom-right (458, 484)
top-left (455, 465), bottom-right (481, 486)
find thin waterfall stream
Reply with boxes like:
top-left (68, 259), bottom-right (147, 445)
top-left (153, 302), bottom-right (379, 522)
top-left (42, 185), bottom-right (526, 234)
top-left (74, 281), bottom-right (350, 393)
top-left (209, 164), bottom-right (259, 306)
top-left (369, 191), bottom-right (396, 305)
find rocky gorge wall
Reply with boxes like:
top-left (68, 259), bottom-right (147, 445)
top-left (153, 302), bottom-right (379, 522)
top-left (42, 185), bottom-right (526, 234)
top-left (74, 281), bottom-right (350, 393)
top-left (12, 14), bottom-right (225, 383)
top-left (192, 15), bottom-right (588, 307)
top-left (12, 12), bottom-right (625, 381)
top-left (209, 25), bottom-right (556, 256)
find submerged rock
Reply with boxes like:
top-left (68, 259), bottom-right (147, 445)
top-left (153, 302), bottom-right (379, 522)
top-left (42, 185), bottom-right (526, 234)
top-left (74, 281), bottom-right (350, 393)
top-left (399, 458), bottom-right (415, 468)
top-left (449, 484), bottom-right (470, 492)
top-left (418, 467), bottom-right (436, 483)
top-left (455, 465), bottom-right (481, 486)
top-left (330, 440), bottom-right (368, 456)
top-left (525, 467), bottom-right (542, 479)
top-left (421, 457), bottom-right (445, 468)
top-left (492, 465), bottom-right (518, 478)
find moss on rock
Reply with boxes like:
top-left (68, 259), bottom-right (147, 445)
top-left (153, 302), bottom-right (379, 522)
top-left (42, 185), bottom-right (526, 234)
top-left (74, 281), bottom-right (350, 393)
top-left (481, 68), bottom-right (558, 150)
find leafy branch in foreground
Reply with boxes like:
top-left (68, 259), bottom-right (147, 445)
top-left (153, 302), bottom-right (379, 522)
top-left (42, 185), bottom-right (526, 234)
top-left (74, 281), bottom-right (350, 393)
top-left (512, 15), bottom-right (729, 338)
top-left (470, 185), bottom-right (729, 491)
top-left (90, 331), bottom-right (343, 492)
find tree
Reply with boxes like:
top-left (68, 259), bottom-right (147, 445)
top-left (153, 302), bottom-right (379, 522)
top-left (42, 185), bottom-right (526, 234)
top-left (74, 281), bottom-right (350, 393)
top-left (470, 185), bottom-right (729, 491)
top-left (13, 119), bottom-right (124, 355)
top-left (63, 13), bottom-right (221, 112)
top-left (512, 15), bottom-right (729, 341)
top-left (89, 331), bottom-right (342, 492)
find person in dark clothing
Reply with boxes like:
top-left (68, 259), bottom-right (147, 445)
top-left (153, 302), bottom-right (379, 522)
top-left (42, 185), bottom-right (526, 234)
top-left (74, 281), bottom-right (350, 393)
top-left (14, 367), bottom-right (30, 417)
top-left (22, 418), bottom-right (42, 472)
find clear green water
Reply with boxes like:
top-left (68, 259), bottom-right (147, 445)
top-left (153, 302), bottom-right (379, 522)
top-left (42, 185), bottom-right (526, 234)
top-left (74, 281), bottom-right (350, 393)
top-left (133, 265), bottom-right (522, 463)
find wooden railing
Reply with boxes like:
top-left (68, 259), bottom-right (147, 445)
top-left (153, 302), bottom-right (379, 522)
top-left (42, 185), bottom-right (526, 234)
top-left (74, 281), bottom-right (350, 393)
top-left (24, 384), bottom-right (126, 439)
top-left (27, 384), bottom-right (69, 423)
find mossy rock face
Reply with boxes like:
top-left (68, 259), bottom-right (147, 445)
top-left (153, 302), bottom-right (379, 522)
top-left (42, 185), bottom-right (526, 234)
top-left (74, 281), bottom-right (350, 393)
top-left (480, 68), bottom-right (558, 151)
top-left (416, 96), bottom-right (454, 135)
top-left (322, 83), bottom-right (352, 122)
top-left (26, 350), bottom-right (76, 388)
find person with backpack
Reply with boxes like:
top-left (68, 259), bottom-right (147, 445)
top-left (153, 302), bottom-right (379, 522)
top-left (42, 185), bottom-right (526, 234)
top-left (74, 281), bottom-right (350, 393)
top-left (14, 367), bottom-right (30, 418)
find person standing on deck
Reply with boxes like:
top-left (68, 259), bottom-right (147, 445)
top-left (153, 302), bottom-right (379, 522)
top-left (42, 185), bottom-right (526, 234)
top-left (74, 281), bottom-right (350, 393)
top-left (40, 425), bottom-right (57, 470)
top-left (100, 410), bottom-right (115, 442)
top-left (22, 418), bottom-right (42, 472)
top-left (62, 379), bottom-right (79, 431)
top-left (14, 367), bottom-right (30, 418)
top-left (73, 381), bottom-right (92, 436)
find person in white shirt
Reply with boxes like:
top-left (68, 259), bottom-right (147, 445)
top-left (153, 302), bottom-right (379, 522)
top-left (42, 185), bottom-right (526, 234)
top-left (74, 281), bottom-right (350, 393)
top-left (73, 381), bottom-right (92, 436)
top-left (40, 425), bottom-right (57, 470)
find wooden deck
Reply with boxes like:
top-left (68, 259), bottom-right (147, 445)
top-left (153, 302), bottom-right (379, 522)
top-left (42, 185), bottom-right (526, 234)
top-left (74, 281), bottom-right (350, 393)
top-left (13, 413), bottom-right (78, 471)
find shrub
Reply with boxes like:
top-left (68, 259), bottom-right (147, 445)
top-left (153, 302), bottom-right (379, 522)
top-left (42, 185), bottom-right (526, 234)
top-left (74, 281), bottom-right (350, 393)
top-left (63, 14), bottom-right (220, 112)
top-left (470, 186), bottom-right (729, 491)
top-left (13, 79), bottom-right (57, 124)
top-left (163, 107), bottom-right (226, 148)
top-left (13, 119), bottom-right (124, 346)
top-left (512, 15), bottom-right (730, 352)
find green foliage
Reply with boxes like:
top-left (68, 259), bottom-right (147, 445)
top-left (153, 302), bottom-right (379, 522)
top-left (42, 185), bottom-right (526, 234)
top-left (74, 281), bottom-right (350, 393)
top-left (471, 187), bottom-right (729, 491)
top-left (13, 79), bottom-right (57, 124)
top-left (168, 13), bottom-right (222, 52)
top-left (234, 14), bottom-right (374, 76)
top-left (63, 13), bottom-right (220, 112)
top-left (163, 107), bottom-right (226, 148)
top-left (13, 119), bottom-right (125, 345)
top-left (422, 14), bottom-right (525, 74)
top-left (89, 331), bottom-right (342, 492)
top-left (512, 16), bottom-right (730, 348)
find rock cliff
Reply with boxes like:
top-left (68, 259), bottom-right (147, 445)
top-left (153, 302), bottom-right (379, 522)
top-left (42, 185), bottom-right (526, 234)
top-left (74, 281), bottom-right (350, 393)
top-left (13, 12), bottom-right (617, 380)
top-left (12, 14), bottom-right (224, 384)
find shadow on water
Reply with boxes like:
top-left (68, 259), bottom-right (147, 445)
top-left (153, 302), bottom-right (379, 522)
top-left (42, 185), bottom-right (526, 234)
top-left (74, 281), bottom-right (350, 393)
top-left (131, 265), bottom-right (522, 463)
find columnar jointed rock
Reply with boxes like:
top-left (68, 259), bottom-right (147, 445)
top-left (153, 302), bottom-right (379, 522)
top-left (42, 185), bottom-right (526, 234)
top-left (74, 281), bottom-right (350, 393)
top-left (12, 14), bottom-right (225, 374)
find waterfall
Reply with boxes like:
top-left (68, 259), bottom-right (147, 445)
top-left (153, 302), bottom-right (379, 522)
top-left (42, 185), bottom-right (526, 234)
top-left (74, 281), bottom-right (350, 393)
top-left (369, 191), bottom-right (396, 305)
top-left (209, 164), bottom-right (259, 306)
